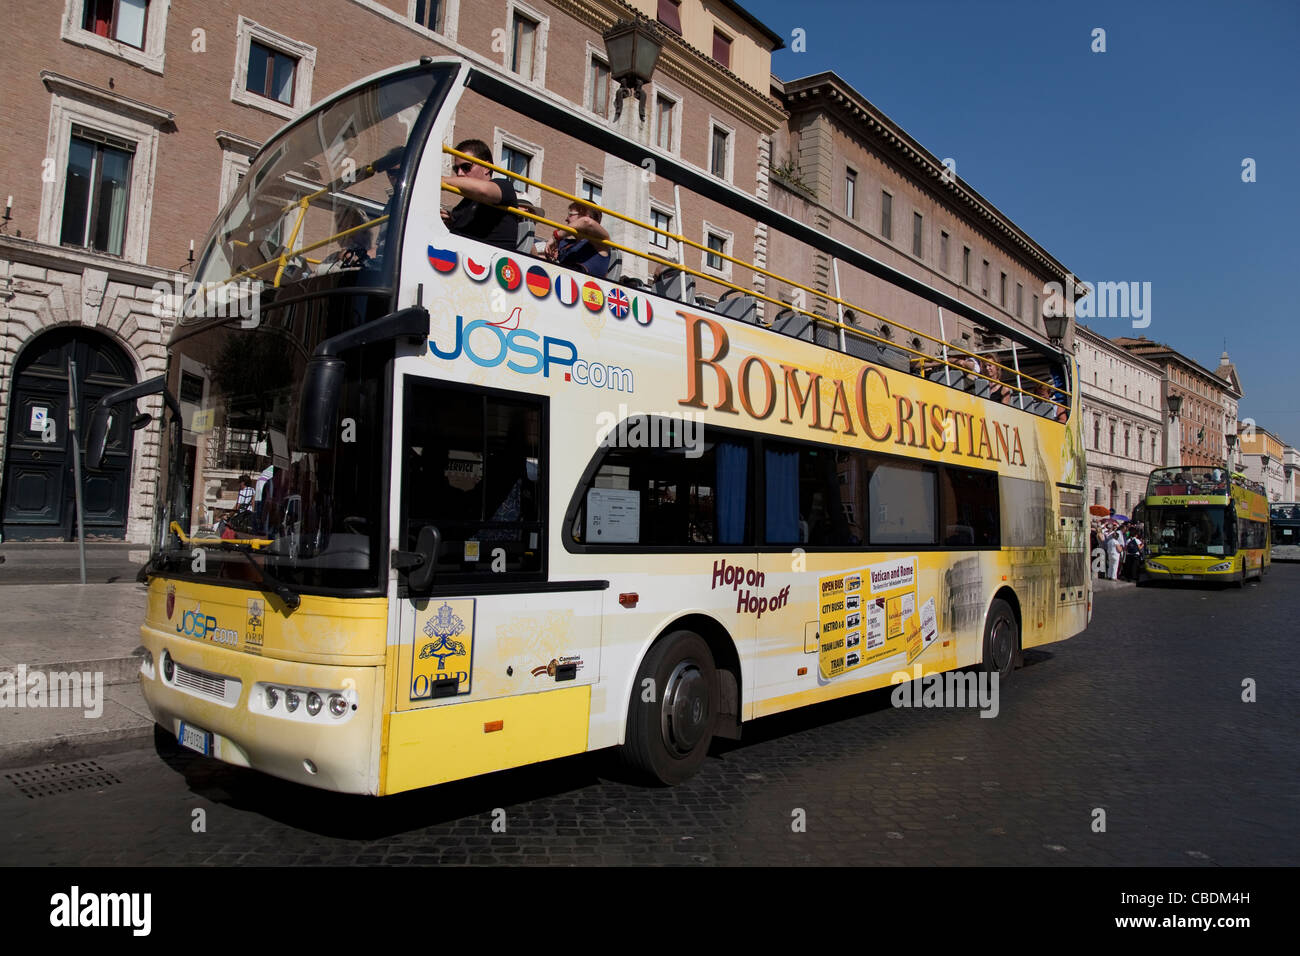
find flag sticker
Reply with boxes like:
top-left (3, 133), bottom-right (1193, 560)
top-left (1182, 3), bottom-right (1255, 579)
top-left (581, 281), bottom-right (604, 312)
top-left (607, 287), bottom-right (630, 318)
top-left (427, 245), bottom-right (457, 273)
top-left (525, 265), bottom-right (551, 298)
top-left (463, 256), bottom-right (491, 282)
top-left (555, 274), bottom-right (580, 306)
top-left (632, 296), bottom-right (653, 326)
top-left (495, 257), bottom-right (522, 291)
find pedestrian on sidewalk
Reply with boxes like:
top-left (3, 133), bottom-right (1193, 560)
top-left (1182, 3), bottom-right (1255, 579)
top-left (1105, 529), bottom-right (1123, 580)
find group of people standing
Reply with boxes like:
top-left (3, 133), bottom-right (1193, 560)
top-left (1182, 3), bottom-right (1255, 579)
top-left (1092, 520), bottom-right (1146, 581)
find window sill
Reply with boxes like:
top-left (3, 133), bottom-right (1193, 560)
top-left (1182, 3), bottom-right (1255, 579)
top-left (230, 88), bottom-right (299, 121)
top-left (61, 30), bottom-right (166, 74)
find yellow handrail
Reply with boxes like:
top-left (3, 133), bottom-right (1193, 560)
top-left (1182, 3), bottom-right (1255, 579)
top-left (441, 148), bottom-right (1065, 407)
top-left (171, 520), bottom-right (273, 550)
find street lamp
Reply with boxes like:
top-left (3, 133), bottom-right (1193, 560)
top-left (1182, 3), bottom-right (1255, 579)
top-left (1166, 393), bottom-right (1182, 422)
top-left (1042, 310), bottom-right (1068, 347)
top-left (603, 18), bottom-right (663, 122)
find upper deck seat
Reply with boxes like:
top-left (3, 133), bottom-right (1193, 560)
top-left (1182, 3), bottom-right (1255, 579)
top-left (652, 266), bottom-right (695, 304)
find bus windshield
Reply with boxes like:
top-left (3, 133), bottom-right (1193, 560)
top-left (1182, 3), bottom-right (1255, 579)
top-left (1147, 505), bottom-right (1231, 556)
top-left (190, 66), bottom-right (451, 296)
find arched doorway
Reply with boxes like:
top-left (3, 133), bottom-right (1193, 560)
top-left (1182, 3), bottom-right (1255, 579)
top-left (1109, 479), bottom-right (1118, 514)
top-left (2, 327), bottom-right (137, 540)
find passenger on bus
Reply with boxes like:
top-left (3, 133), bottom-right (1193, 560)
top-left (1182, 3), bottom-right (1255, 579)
top-left (545, 201), bottom-right (611, 277)
top-left (441, 139), bottom-right (520, 250)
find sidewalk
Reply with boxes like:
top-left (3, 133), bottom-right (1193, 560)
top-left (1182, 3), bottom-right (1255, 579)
top-left (0, 582), bottom-right (152, 768)
top-left (0, 541), bottom-right (147, 585)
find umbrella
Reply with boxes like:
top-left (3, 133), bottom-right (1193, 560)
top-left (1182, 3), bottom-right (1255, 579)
top-left (1088, 505), bottom-right (1110, 516)
top-left (1111, 514), bottom-right (1130, 523)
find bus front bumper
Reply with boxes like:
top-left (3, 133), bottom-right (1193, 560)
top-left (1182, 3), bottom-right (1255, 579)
top-left (1141, 562), bottom-right (1241, 585)
top-left (139, 625), bottom-right (383, 794)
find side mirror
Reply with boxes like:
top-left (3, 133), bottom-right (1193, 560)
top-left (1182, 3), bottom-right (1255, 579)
top-left (296, 305), bottom-right (429, 451)
top-left (408, 525), bottom-right (442, 591)
top-left (131, 412), bottom-right (152, 430)
top-left (86, 406), bottom-right (115, 471)
top-left (297, 357), bottom-right (347, 451)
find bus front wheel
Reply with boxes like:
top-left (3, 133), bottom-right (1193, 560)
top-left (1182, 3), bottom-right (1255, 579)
top-left (621, 630), bottom-right (717, 785)
top-left (981, 599), bottom-right (1019, 681)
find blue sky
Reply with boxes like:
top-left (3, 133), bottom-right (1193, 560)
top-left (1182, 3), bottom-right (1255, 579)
top-left (742, 0), bottom-right (1300, 445)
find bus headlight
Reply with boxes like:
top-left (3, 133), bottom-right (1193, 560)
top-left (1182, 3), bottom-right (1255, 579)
top-left (1147, 562), bottom-right (1168, 572)
top-left (306, 691), bottom-right (323, 717)
top-left (265, 687), bottom-right (280, 709)
top-left (161, 650), bottom-right (174, 682)
top-left (285, 689), bottom-right (301, 713)
top-left (1207, 562), bottom-right (1232, 572)
top-left (329, 694), bottom-right (348, 717)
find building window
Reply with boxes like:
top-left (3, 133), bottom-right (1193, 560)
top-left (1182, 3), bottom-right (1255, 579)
top-left (650, 207), bottom-right (672, 249)
top-left (579, 178), bottom-right (602, 205)
top-left (912, 212), bottom-right (923, 257)
top-left (59, 126), bottom-right (134, 256)
top-left (940, 231), bottom-right (949, 273)
top-left (706, 232), bottom-right (726, 270)
top-left (501, 144), bottom-right (531, 179)
top-left (1032, 293), bottom-right (1039, 326)
top-left (246, 41), bottom-right (297, 105)
top-left (230, 18), bottom-right (316, 119)
top-left (709, 121), bottom-right (732, 180)
top-left (1109, 423), bottom-right (1115, 453)
top-left (1124, 428), bottom-right (1130, 456)
top-left (62, 0), bottom-right (170, 72)
top-left (1125, 491), bottom-right (1131, 511)
top-left (982, 259), bottom-right (990, 296)
top-left (962, 246), bottom-right (970, 285)
top-left (1138, 432), bottom-right (1144, 460)
top-left (712, 29), bottom-right (732, 68)
top-left (999, 271), bottom-right (1007, 307)
top-left (845, 168), bottom-right (857, 219)
top-left (881, 191), bottom-right (892, 240)
top-left (81, 0), bottom-right (148, 48)
top-left (657, 0), bottom-right (681, 34)
top-left (655, 92), bottom-right (678, 152)
top-left (1016, 282), bottom-right (1023, 318)
top-left (1094, 417), bottom-right (1100, 449)
top-left (511, 12), bottom-right (538, 78)
top-left (413, 0), bottom-right (443, 32)
top-left (587, 55), bottom-right (610, 118)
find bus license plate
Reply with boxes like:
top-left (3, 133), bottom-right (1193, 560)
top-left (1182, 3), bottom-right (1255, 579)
top-left (178, 722), bottom-right (212, 756)
top-left (1182, 575), bottom-right (1195, 580)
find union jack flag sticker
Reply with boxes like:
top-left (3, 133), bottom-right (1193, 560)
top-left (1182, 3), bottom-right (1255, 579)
top-left (607, 287), bottom-right (630, 319)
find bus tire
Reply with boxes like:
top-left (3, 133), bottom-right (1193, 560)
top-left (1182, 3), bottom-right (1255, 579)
top-left (621, 630), bottom-right (717, 786)
top-left (980, 599), bottom-right (1018, 681)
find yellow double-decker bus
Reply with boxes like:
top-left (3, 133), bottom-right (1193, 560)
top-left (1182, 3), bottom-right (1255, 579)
top-left (89, 58), bottom-right (1090, 794)
top-left (1139, 466), bottom-right (1269, 586)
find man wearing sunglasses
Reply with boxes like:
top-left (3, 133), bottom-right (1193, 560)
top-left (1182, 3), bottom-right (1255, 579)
top-left (440, 139), bottom-right (520, 250)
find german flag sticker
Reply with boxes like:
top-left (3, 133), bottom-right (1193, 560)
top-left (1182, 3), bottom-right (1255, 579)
top-left (581, 281), bottom-right (604, 312)
top-left (495, 257), bottom-right (522, 291)
top-left (525, 265), bottom-right (551, 298)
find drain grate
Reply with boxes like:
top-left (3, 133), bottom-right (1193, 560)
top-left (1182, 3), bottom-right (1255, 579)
top-left (5, 760), bottom-right (121, 799)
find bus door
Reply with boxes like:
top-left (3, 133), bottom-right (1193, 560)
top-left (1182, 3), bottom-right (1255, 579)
top-left (392, 377), bottom-right (602, 711)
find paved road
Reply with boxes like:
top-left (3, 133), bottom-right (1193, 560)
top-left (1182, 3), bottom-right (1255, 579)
top-left (2, 568), bottom-right (1297, 866)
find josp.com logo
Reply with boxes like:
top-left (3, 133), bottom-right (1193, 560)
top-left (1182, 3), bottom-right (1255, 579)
top-left (430, 314), bottom-right (634, 393)
top-left (176, 604), bottom-right (238, 646)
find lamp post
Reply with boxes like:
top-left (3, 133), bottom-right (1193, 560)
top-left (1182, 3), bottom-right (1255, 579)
top-left (1225, 431), bottom-right (1236, 471)
top-left (1042, 310), bottom-right (1068, 347)
top-left (1164, 392), bottom-right (1182, 468)
top-left (602, 18), bottom-right (663, 122)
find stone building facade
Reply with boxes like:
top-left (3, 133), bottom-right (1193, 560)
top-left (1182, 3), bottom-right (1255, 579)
top-left (1113, 337), bottom-right (1243, 470)
top-left (1074, 325), bottom-right (1163, 516)
top-left (0, 0), bottom-right (783, 541)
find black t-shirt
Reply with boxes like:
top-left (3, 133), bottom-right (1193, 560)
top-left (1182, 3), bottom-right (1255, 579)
top-left (447, 177), bottom-right (520, 250)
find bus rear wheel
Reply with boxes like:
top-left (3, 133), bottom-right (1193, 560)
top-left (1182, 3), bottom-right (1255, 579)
top-left (981, 599), bottom-right (1019, 681)
top-left (621, 630), bottom-right (716, 786)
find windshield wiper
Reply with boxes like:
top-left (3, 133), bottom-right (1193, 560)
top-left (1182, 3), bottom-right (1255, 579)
top-left (220, 541), bottom-right (302, 611)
